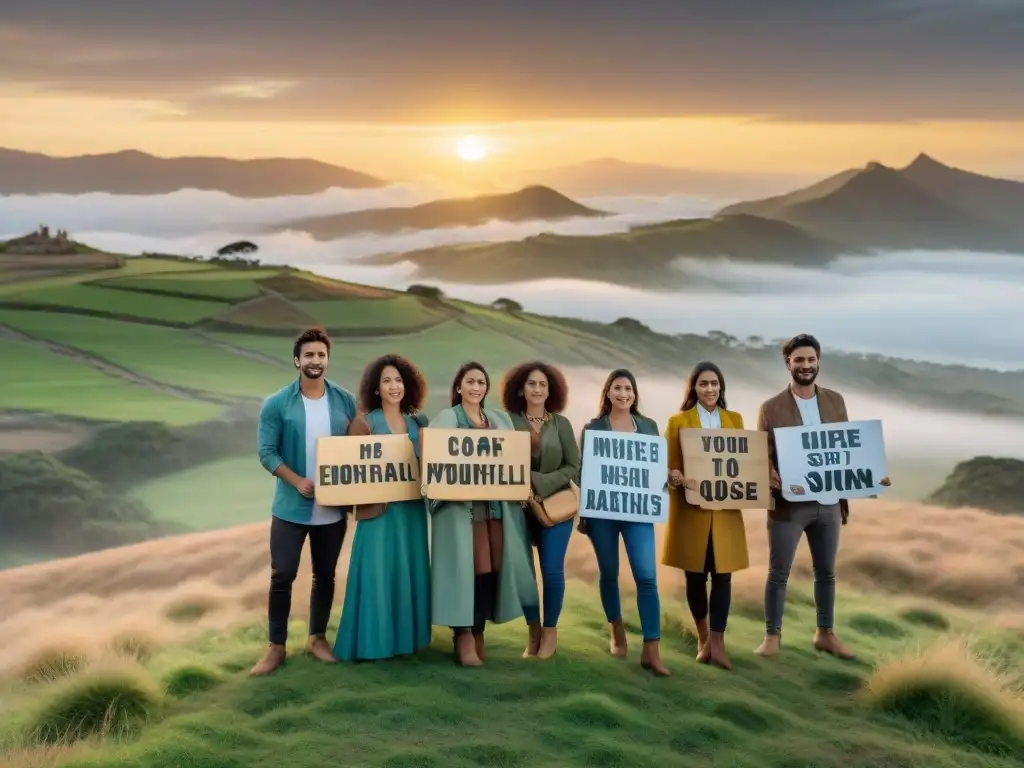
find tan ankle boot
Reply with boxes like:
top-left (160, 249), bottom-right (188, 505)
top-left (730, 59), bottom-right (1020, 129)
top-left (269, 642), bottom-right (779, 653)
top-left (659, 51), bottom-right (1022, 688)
top-left (304, 635), bottom-right (338, 663)
top-left (249, 643), bottom-right (286, 676)
top-left (609, 620), bottom-right (628, 657)
top-left (454, 632), bottom-right (482, 666)
top-left (707, 631), bottom-right (732, 670)
top-left (754, 633), bottom-right (781, 657)
top-left (813, 628), bottom-right (855, 660)
top-left (537, 628), bottom-right (558, 660)
top-left (474, 633), bottom-right (486, 662)
top-left (522, 622), bottom-right (542, 658)
top-left (640, 639), bottom-right (671, 677)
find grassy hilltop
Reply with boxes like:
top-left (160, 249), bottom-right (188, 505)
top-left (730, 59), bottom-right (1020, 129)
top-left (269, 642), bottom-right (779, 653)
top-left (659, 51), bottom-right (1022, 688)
top-left (0, 501), bottom-right (1023, 768)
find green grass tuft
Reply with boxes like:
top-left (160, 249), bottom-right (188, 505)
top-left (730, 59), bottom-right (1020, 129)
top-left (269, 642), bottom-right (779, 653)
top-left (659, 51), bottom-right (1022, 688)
top-left (899, 607), bottom-right (951, 631)
top-left (162, 665), bottom-right (223, 698)
top-left (24, 663), bottom-right (162, 745)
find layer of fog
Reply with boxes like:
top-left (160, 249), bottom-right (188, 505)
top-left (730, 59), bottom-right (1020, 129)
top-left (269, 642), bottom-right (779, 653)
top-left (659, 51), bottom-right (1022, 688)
top-left (2, 189), bottom-right (1020, 371)
top-left (558, 367), bottom-right (1024, 476)
top-left (0, 186), bottom-right (720, 240)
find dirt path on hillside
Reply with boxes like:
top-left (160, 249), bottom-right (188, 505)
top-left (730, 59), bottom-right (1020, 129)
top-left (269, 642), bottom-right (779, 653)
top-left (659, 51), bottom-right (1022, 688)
top-left (0, 322), bottom-right (238, 406)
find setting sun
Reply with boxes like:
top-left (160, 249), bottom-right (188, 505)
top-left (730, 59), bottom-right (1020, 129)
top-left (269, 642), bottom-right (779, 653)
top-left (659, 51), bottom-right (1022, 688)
top-left (455, 135), bottom-right (487, 162)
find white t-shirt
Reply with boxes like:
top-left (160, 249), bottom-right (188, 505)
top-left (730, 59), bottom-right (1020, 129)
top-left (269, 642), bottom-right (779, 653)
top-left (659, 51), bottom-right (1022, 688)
top-left (793, 393), bottom-right (822, 426)
top-left (302, 393), bottom-right (343, 526)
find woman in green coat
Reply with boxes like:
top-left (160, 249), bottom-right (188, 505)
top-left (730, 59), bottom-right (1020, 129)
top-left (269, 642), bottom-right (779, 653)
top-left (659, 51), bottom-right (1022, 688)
top-left (426, 361), bottom-right (540, 667)
top-left (502, 361), bottom-right (580, 660)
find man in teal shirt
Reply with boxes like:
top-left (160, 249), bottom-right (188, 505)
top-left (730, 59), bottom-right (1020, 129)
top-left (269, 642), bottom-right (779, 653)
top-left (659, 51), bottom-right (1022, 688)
top-left (250, 327), bottom-right (357, 676)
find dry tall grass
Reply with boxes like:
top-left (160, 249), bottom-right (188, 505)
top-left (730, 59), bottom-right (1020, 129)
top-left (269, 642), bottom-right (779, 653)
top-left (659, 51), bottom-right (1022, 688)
top-left (1, 498), bottom-right (1022, 681)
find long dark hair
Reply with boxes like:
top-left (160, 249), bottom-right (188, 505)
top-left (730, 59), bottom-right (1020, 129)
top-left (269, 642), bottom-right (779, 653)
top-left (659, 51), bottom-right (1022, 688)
top-left (450, 361), bottom-right (490, 407)
top-left (358, 354), bottom-right (428, 414)
top-left (680, 360), bottom-right (727, 412)
top-left (597, 368), bottom-right (642, 418)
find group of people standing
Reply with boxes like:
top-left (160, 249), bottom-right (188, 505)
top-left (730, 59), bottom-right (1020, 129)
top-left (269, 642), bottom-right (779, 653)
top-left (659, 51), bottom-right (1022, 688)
top-left (250, 327), bottom-right (888, 678)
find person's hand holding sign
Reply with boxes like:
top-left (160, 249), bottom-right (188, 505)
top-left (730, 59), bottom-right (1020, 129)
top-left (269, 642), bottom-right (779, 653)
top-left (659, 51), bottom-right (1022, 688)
top-left (769, 467), bottom-right (781, 490)
top-left (668, 470), bottom-right (697, 491)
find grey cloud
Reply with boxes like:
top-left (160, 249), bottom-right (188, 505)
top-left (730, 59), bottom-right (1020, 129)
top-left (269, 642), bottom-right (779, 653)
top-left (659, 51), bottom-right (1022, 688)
top-left (2, 0), bottom-right (1022, 121)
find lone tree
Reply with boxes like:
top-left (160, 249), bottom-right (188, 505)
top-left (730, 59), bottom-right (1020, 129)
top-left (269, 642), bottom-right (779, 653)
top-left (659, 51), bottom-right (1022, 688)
top-left (217, 240), bottom-right (258, 256)
top-left (491, 297), bottom-right (523, 314)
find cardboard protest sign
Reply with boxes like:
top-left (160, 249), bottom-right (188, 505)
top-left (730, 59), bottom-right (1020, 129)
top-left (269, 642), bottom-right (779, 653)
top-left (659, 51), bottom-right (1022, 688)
top-left (679, 429), bottom-right (771, 509)
top-left (578, 431), bottom-right (669, 524)
top-left (774, 419), bottom-right (888, 505)
top-left (420, 428), bottom-right (531, 501)
top-left (315, 434), bottom-right (419, 506)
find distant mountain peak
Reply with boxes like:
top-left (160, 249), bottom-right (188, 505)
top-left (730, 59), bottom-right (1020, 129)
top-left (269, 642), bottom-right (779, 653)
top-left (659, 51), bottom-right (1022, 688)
top-left (904, 152), bottom-right (950, 171)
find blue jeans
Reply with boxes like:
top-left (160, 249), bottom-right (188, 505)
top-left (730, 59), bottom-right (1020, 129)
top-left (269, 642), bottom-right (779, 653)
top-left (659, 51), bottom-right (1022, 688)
top-left (523, 518), bottom-right (574, 627)
top-left (586, 518), bottom-right (660, 640)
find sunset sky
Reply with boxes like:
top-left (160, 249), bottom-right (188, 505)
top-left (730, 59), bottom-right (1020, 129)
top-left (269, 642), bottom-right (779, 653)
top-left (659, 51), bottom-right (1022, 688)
top-left (2, 1), bottom-right (1022, 181)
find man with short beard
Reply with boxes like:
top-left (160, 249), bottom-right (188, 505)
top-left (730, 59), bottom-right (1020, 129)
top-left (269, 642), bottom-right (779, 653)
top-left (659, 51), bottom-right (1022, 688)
top-left (250, 327), bottom-right (357, 676)
top-left (753, 333), bottom-right (887, 661)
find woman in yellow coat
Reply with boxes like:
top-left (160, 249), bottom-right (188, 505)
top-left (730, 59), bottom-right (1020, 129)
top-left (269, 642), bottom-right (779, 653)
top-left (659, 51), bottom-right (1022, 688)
top-left (662, 360), bottom-right (749, 671)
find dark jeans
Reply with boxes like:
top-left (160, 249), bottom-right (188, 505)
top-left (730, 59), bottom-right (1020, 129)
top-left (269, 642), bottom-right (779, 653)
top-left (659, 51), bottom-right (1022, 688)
top-left (523, 517), bottom-right (574, 628)
top-left (268, 515), bottom-right (347, 645)
top-left (764, 502), bottom-right (841, 635)
top-left (685, 532), bottom-right (732, 633)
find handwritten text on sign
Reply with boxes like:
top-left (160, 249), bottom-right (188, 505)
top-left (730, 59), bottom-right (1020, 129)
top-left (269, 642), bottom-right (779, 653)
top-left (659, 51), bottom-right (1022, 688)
top-left (679, 429), bottom-right (770, 509)
top-left (578, 431), bottom-right (669, 523)
top-left (420, 428), bottom-right (531, 501)
top-left (315, 434), bottom-right (419, 506)
top-left (774, 419), bottom-right (888, 504)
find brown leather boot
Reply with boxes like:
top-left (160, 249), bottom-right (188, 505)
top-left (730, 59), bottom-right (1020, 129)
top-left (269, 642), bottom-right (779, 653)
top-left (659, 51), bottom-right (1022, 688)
top-left (537, 628), bottom-right (558, 660)
top-left (640, 639), bottom-right (671, 677)
top-left (474, 633), bottom-right (486, 662)
top-left (813, 628), bottom-right (855, 660)
top-left (249, 643), bottom-right (286, 676)
top-left (754, 633), bottom-right (781, 657)
top-left (609, 620), bottom-right (628, 658)
top-left (522, 622), bottom-right (541, 658)
top-left (707, 631), bottom-right (732, 671)
top-left (304, 635), bottom-right (338, 663)
top-left (454, 632), bottom-right (481, 666)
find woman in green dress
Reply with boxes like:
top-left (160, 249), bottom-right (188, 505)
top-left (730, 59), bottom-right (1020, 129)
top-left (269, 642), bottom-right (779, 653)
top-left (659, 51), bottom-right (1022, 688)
top-left (426, 361), bottom-right (540, 667)
top-left (334, 354), bottom-right (432, 662)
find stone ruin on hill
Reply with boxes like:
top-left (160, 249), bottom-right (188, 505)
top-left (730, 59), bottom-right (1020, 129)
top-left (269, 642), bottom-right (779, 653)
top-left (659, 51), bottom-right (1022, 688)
top-left (2, 225), bottom-right (78, 254)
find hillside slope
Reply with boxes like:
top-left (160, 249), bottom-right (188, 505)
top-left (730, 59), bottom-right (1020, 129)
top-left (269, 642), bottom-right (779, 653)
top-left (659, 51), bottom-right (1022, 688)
top-left (361, 213), bottom-right (838, 286)
top-left (0, 148), bottom-right (385, 197)
top-left (274, 185), bottom-right (606, 238)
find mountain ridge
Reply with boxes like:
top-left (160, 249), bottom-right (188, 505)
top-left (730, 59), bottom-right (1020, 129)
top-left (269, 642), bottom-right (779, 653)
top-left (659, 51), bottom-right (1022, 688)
top-left (0, 147), bottom-right (385, 197)
top-left (273, 185), bottom-right (606, 238)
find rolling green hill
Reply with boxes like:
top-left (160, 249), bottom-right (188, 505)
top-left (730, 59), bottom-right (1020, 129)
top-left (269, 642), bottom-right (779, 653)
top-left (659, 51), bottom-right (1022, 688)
top-left (2, 236), bottom-right (1024, 566)
top-left (275, 185), bottom-right (607, 239)
top-left (369, 155), bottom-right (1024, 287)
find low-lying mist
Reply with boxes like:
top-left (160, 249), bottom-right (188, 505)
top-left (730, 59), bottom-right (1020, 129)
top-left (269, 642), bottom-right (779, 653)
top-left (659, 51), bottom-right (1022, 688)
top-left (2, 188), bottom-right (1020, 370)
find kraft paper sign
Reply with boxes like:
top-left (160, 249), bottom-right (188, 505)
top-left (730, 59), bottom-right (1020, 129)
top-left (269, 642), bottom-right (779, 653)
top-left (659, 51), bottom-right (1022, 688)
top-left (420, 428), bottom-right (531, 502)
top-left (679, 429), bottom-right (771, 509)
top-left (315, 434), bottom-right (419, 506)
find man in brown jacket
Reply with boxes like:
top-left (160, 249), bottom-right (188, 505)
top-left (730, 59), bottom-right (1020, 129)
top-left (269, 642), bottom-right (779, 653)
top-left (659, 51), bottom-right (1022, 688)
top-left (753, 334), bottom-right (888, 661)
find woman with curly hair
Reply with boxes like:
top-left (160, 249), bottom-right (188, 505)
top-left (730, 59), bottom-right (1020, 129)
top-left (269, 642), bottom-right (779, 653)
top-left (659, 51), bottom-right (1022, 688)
top-left (501, 361), bottom-right (580, 660)
top-left (425, 361), bottom-right (539, 667)
top-left (333, 354), bottom-right (432, 662)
